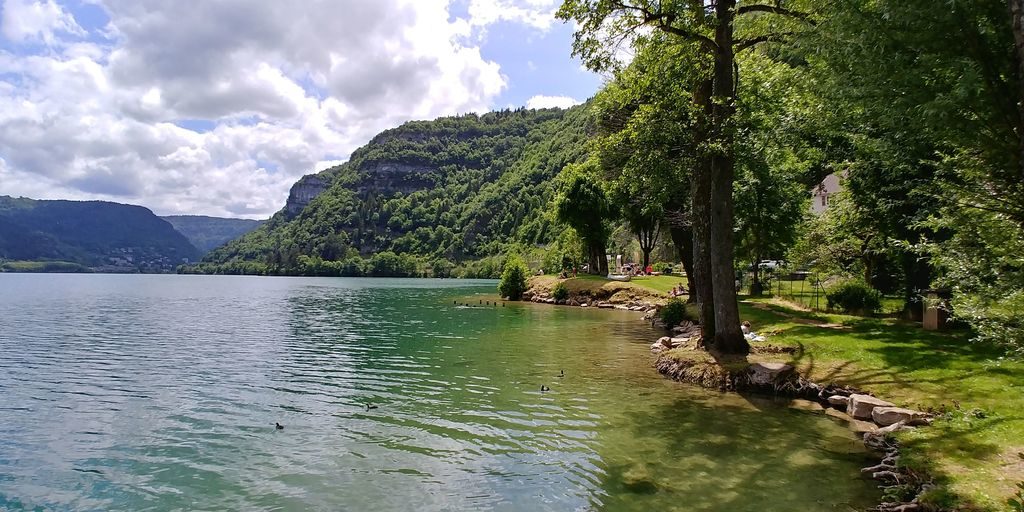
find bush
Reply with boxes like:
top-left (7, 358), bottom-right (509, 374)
top-left (826, 280), bottom-right (883, 315)
top-left (552, 282), bottom-right (569, 302)
top-left (659, 298), bottom-right (690, 328)
top-left (652, 262), bottom-right (672, 274)
top-left (498, 254), bottom-right (529, 300)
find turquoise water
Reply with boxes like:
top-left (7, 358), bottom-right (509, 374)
top-left (0, 274), bottom-right (878, 511)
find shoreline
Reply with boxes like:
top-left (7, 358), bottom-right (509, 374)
top-left (523, 275), bottom-right (943, 512)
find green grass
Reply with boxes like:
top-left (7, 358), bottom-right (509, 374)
top-left (629, 274), bottom-right (689, 295)
top-left (738, 297), bottom-right (1024, 510)
top-left (1, 260), bottom-right (91, 273)
top-left (763, 278), bottom-right (903, 315)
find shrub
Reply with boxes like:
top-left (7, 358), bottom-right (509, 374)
top-left (652, 262), bottom-right (672, 274)
top-left (552, 282), bottom-right (569, 302)
top-left (826, 280), bottom-right (883, 315)
top-left (659, 298), bottom-right (690, 328)
top-left (498, 255), bottom-right (529, 300)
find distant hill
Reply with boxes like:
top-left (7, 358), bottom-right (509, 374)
top-left (162, 215), bottom-right (264, 253)
top-left (0, 196), bottom-right (201, 272)
top-left (196, 106), bottom-right (592, 275)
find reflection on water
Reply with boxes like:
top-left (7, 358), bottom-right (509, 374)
top-left (0, 274), bottom-right (879, 511)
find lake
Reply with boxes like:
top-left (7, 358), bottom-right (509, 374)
top-left (0, 274), bottom-right (879, 511)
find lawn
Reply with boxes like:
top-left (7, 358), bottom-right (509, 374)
top-left (628, 274), bottom-right (689, 296)
top-left (738, 297), bottom-right (1024, 510)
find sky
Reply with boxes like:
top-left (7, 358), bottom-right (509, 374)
top-left (0, 0), bottom-right (603, 218)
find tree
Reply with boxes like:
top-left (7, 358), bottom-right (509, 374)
top-left (498, 254), bottom-right (529, 300)
top-left (809, 0), bottom-right (1024, 340)
top-left (555, 161), bottom-right (616, 275)
top-left (559, 0), bottom-right (812, 354)
top-left (590, 36), bottom-right (704, 300)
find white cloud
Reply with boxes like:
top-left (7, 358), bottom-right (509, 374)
top-left (0, 0), bottom-right (585, 219)
top-left (467, 0), bottom-right (560, 31)
top-left (0, 0), bottom-right (515, 218)
top-left (0, 0), bottom-right (84, 44)
top-left (525, 94), bottom-right (581, 109)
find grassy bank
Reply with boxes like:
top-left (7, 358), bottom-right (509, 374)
top-left (527, 274), bottom-right (670, 304)
top-left (716, 297), bottom-right (1023, 510)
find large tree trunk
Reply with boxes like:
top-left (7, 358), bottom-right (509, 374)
top-left (750, 258), bottom-right (763, 296)
top-left (669, 225), bottom-right (697, 302)
top-left (692, 78), bottom-right (716, 338)
top-left (1012, 0), bottom-right (1024, 179)
top-left (708, 0), bottom-right (748, 355)
top-left (901, 252), bottom-right (932, 321)
top-left (588, 242), bottom-right (604, 275)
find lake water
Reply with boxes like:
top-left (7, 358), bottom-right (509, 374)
top-left (0, 274), bottom-right (879, 511)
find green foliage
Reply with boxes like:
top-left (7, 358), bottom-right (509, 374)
top-left (552, 281), bottom-right (569, 302)
top-left (554, 160), bottom-right (615, 274)
top-left (498, 255), bottom-right (529, 300)
top-left (0, 196), bottom-right (200, 272)
top-left (825, 280), bottom-right (882, 315)
top-left (368, 251), bottom-right (421, 277)
top-left (659, 298), bottom-right (690, 328)
top-left (652, 262), bottom-right (671, 274)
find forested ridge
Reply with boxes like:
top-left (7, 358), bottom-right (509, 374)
top-left (191, 106), bottom-right (592, 277)
top-left (0, 196), bottom-right (200, 271)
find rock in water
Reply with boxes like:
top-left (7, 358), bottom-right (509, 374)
top-left (872, 407), bottom-right (928, 426)
top-left (848, 394), bottom-right (895, 420)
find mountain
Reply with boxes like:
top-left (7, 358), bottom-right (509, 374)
top-left (0, 196), bottom-right (201, 272)
top-left (161, 215), bottom-right (264, 253)
top-left (194, 106), bottom-right (592, 276)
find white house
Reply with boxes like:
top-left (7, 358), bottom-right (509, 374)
top-left (811, 173), bottom-right (843, 215)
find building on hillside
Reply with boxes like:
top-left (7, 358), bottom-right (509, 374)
top-left (811, 172), bottom-right (843, 215)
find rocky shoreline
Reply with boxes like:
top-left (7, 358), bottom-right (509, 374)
top-left (520, 278), bottom-right (942, 511)
top-left (653, 344), bottom-right (937, 512)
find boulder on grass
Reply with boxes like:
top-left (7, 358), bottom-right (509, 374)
top-left (871, 407), bottom-right (928, 427)
top-left (848, 394), bottom-right (895, 420)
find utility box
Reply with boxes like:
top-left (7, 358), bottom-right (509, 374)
top-left (922, 289), bottom-right (951, 331)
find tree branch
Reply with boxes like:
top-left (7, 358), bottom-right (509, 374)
top-left (609, 1), bottom-right (720, 54)
top-left (736, 3), bottom-right (810, 21)
top-left (736, 32), bottom-right (793, 52)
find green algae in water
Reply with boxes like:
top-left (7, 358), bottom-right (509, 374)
top-left (0, 274), bottom-right (880, 511)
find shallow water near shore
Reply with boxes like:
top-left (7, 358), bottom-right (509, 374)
top-left (0, 274), bottom-right (879, 511)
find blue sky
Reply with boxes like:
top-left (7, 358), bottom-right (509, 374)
top-left (0, 0), bottom-right (603, 217)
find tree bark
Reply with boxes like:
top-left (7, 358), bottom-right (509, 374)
top-left (692, 78), bottom-right (717, 338)
top-left (1011, 0), bottom-right (1024, 179)
top-left (588, 242), bottom-right (603, 275)
top-left (669, 225), bottom-right (697, 302)
top-left (708, 0), bottom-right (748, 355)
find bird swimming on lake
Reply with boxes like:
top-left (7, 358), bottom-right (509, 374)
top-left (275, 422), bottom-right (284, 430)
top-left (540, 385), bottom-right (550, 392)
top-left (365, 404), bottom-right (378, 411)
top-left (556, 369), bottom-right (564, 378)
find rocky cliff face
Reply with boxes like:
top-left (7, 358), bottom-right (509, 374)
top-left (284, 174), bottom-right (329, 216)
